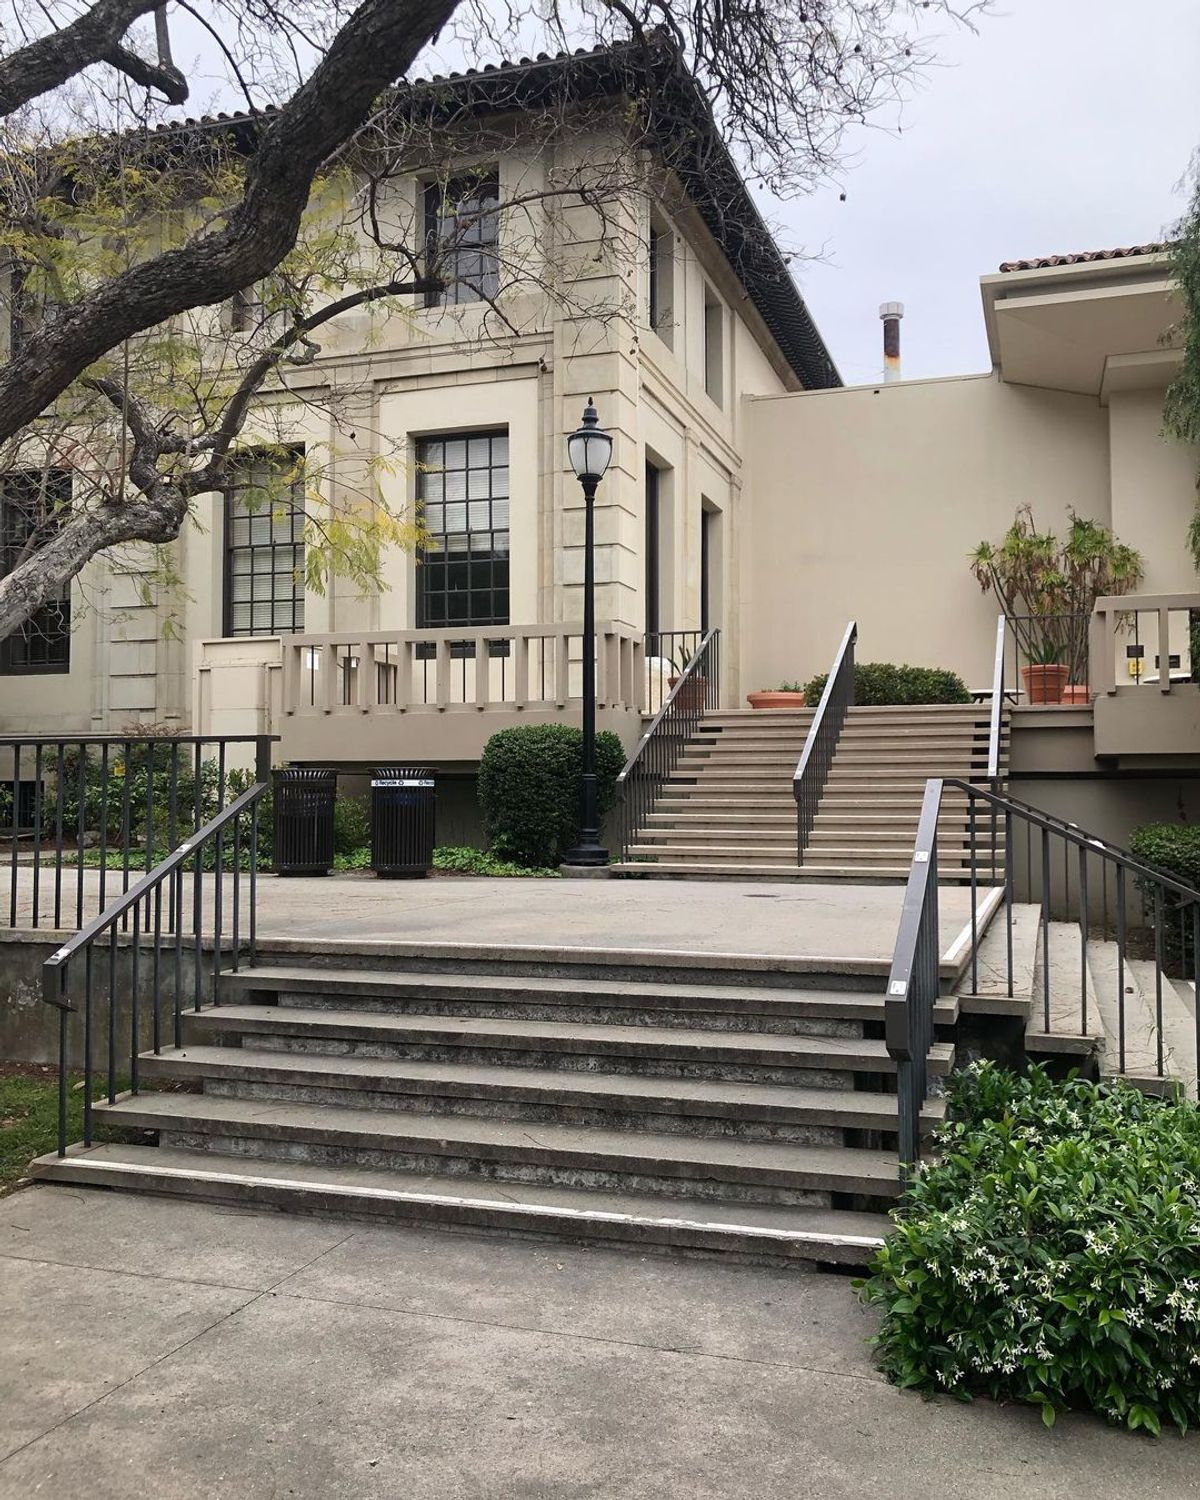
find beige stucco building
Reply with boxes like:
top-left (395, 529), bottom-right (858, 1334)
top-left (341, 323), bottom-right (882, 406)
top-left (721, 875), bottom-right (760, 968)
top-left (1, 46), bottom-right (1198, 843)
top-left (0, 44), bottom-right (837, 764)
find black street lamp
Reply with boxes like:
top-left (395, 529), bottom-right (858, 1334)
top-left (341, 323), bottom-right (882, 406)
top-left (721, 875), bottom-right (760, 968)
top-left (563, 397), bottom-right (613, 869)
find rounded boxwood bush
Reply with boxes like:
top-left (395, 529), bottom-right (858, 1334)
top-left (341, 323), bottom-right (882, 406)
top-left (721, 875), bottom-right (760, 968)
top-left (478, 724), bottom-right (626, 868)
top-left (1129, 823), bottom-right (1200, 891)
top-left (802, 662), bottom-right (971, 707)
top-left (1129, 822), bottom-right (1200, 968)
top-left (860, 1063), bottom-right (1200, 1434)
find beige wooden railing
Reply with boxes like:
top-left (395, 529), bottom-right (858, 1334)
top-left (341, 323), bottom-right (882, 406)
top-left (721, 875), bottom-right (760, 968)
top-left (280, 623), bottom-right (645, 718)
top-left (1090, 592), bottom-right (1200, 696)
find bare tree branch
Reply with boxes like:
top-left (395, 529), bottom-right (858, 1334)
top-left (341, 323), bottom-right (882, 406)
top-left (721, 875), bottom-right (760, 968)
top-left (0, 0), bottom-right (460, 447)
top-left (100, 40), bottom-right (188, 104)
top-left (0, 0), bottom-right (172, 115)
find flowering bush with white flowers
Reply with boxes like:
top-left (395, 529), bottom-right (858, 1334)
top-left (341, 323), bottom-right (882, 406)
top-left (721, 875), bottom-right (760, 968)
top-left (859, 1063), bottom-right (1200, 1435)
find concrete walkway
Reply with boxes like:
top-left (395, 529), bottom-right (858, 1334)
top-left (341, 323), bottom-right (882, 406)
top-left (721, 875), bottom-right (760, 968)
top-left (1, 871), bottom-right (985, 965)
top-left (0, 1186), bottom-right (1191, 1498)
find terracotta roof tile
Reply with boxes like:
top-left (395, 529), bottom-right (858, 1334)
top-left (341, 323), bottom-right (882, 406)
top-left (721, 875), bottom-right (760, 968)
top-left (998, 243), bottom-right (1168, 273)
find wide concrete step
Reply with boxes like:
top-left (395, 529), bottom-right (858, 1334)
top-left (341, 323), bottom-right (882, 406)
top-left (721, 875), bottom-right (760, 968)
top-left (796, 862), bottom-right (994, 882)
top-left (190, 1005), bottom-right (950, 1081)
top-left (681, 756), bottom-right (994, 775)
top-left (219, 965), bottom-right (901, 1036)
top-left (32, 1144), bottom-right (892, 1267)
top-left (635, 832), bottom-right (797, 850)
top-left (812, 812), bottom-right (967, 828)
top-left (665, 771), bottom-right (793, 784)
top-left (616, 859), bottom-right (975, 883)
top-left (839, 725), bottom-right (997, 739)
top-left (140, 1045), bottom-right (945, 1140)
top-left (828, 780), bottom-right (984, 792)
top-left (705, 707), bottom-right (985, 723)
top-left (693, 728), bottom-right (998, 751)
top-left (645, 812), bottom-right (796, 828)
top-left (701, 711), bottom-right (815, 724)
top-left (818, 783), bottom-right (976, 797)
top-left (630, 843), bottom-right (811, 863)
top-left (657, 790), bottom-right (796, 805)
top-left (801, 847), bottom-right (1002, 869)
top-left (626, 852), bottom-right (805, 867)
top-left (87, 1091), bottom-right (907, 1205)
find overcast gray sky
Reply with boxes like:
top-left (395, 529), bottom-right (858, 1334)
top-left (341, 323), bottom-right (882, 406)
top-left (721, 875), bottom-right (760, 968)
top-left (785, 0), bottom-right (1200, 386)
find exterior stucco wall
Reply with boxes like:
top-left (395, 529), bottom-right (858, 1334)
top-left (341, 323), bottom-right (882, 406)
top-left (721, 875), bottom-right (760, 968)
top-left (1108, 388), bottom-right (1198, 594)
top-left (742, 372), bottom-right (1113, 694)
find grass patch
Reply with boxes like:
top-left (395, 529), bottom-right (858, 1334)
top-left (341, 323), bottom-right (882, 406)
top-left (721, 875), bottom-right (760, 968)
top-left (0, 1065), bottom-right (170, 1196)
top-left (1, 1066), bottom-right (95, 1196)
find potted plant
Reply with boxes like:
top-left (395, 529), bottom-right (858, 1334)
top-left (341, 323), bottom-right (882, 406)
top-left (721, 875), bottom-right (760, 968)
top-left (667, 647), bottom-right (708, 710)
top-left (747, 681), bottom-right (807, 709)
top-left (971, 507), bottom-right (1143, 706)
top-left (1022, 639), bottom-right (1071, 705)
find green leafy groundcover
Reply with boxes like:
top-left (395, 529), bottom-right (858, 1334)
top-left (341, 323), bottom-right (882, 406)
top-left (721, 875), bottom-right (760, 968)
top-left (859, 1063), bottom-right (1200, 1435)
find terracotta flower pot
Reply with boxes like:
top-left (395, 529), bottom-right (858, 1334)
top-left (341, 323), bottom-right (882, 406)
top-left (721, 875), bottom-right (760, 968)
top-left (668, 674), bottom-right (708, 711)
top-left (1021, 663), bottom-right (1071, 705)
top-left (746, 690), bottom-right (807, 709)
top-left (1061, 684), bottom-right (1091, 705)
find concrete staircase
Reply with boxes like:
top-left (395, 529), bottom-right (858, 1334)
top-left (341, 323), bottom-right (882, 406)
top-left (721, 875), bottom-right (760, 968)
top-left (615, 704), bottom-right (1006, 881)
top-left (1024, 921), bottom-right (1198, 1095)
top-left (960, 903), bottom-right (1197, 1096)
top-left (32, 945), bottom-right (957, 1267)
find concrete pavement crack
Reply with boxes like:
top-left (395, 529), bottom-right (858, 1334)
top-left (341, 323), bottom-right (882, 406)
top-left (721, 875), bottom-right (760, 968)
top-left (0, 1226), bottom-right (361, 1472)
top-left (266, 1282), bottom-right (888, 1387)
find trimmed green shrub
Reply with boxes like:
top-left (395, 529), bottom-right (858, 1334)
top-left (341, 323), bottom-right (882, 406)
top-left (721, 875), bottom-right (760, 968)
top-left (478, 724), bottom-right (626, 868)
top-left (1130, 822), bottom-right (1200, 891)
top-left (1129, 821), bottom-right (1200, 971)
top-left (859, 1063), bottom-right (1200, 1435)
top-left (802, 662), bottom-right (971, 707)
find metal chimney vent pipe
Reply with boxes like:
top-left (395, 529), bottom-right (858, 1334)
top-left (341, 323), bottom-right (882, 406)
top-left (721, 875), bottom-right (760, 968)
top-left (879, 301), bottom-right (904, 382)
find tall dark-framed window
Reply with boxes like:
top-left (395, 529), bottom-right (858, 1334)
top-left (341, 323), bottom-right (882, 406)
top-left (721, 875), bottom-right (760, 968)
top-left (424, 173), bottom-right (500, 308)
top-left (223, 448), bottom-right (306, 637)
top-left (644, 461), bottom-right (660, 639)
top-left (416, 431), bottom-right (509, 627)
top-left (0, 468), bottom-right (71, 675)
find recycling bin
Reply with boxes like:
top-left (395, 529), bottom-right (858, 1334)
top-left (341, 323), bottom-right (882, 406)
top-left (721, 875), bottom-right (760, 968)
top-left (272, 767), bottom-right (337, 875)
top-left (370, 765), bottom-right (436, 878)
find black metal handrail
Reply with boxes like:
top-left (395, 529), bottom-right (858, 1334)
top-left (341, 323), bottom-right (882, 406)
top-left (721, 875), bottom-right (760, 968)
top-left (644, 629), bottom-right (705, 716)
top-left (886, 775), bottom-right (1200, 1177)
top-left (42, 779), bottom-right (269, 1158)
top-left (616, 628), bottom-right (720, 859)
top-left (2, 734), bottom-right (274, 931)
top-left (884, 777), bottom-right (943, 1173)
top-left (986, 614), bottom-right (1007, 785)
top-left (793, 621), bottom-right (856, 861)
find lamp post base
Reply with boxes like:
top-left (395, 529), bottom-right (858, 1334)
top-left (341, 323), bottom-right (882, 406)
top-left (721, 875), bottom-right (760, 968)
top-left (559, 860), bottom-right (612, 879)
top-left (560, 838), bottom-right (609, 871)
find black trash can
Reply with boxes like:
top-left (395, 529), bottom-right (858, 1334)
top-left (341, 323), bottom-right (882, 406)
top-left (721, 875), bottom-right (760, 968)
top-left (370, 766), bottom-right (436, 878)
top-left (272, 767), bottom-right (337, 876)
